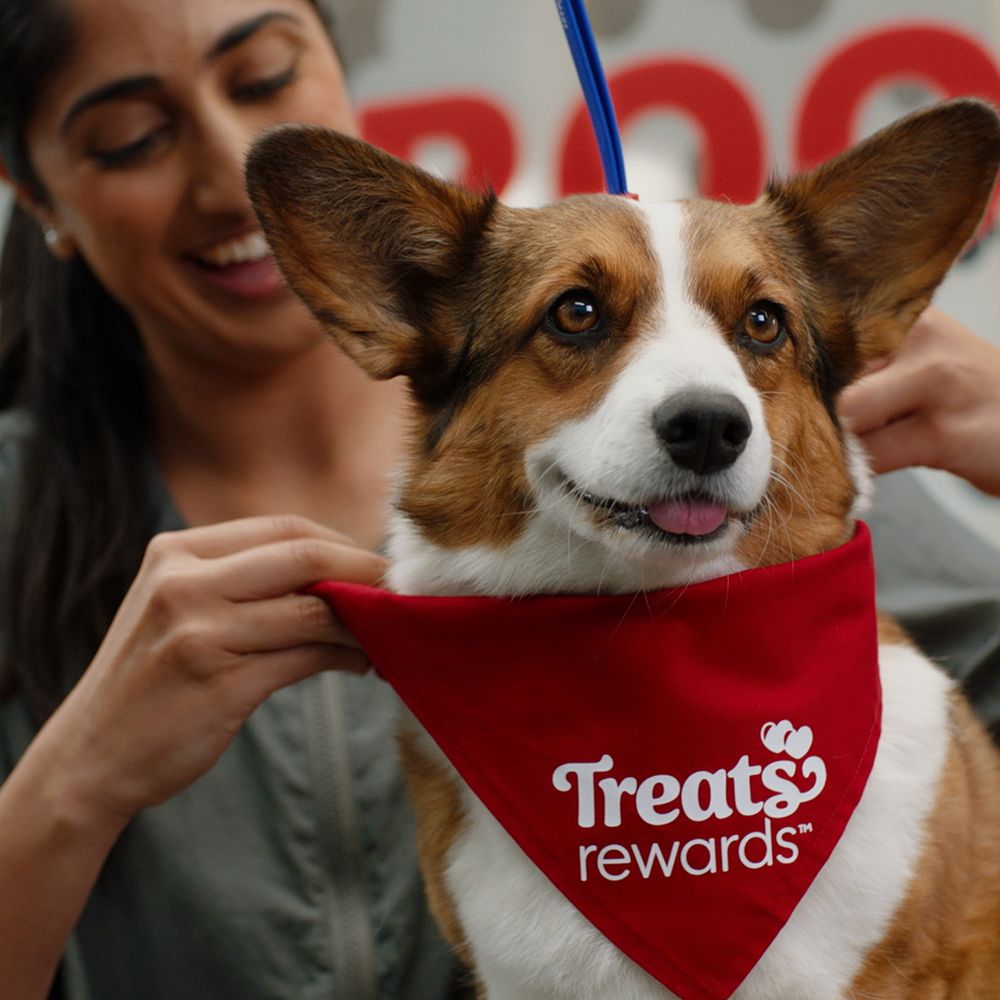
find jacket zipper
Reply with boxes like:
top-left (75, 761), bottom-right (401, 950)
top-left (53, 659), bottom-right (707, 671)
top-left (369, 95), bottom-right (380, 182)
top-left (304, 671), bottom-right (378, 998)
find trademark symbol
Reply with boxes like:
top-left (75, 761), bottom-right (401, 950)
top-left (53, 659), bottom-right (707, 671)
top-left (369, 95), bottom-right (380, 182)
top-left (798, 823), bottom-right (813, 835)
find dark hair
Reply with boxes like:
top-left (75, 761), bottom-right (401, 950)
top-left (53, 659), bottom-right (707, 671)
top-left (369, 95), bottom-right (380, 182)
top-left (0, 0), bottom-right (337, 721)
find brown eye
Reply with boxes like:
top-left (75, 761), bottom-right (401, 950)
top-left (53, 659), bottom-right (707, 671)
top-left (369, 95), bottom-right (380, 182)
top-left (741, 301), bottom-right (787, 352)
top-left (546, 290), bottom-right (602, 340)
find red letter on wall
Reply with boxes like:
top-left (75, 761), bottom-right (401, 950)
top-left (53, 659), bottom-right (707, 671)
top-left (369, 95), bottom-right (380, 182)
top-left (559, 59), bottom-right (766, 203)
top-left (360, 94), bottom-right (517, 195)
top-left (796, 22), bottom-right (1000, 219)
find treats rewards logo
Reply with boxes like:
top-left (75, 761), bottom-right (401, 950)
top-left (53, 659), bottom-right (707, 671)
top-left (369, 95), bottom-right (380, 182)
top-left (552, 720), bottom-right (827, 883)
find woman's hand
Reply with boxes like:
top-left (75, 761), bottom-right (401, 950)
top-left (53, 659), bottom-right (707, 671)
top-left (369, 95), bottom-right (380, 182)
top-left (51, 514), bottom-right (384, 822)
top-left (839, 307), bottom-right (1000, 497)
top-left (0, 515), bottom-right (384, 1000)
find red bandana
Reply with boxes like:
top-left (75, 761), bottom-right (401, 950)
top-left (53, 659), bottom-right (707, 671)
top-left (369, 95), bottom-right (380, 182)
top-left (311, 523), bottom-right (881, 1000)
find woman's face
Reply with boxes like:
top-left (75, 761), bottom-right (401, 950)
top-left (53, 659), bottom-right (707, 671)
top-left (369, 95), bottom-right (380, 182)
top-left (23, 0), bottom-right (356, 375)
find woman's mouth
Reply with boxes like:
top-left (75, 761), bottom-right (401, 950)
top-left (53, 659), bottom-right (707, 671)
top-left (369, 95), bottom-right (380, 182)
top-left (187, 229), bottom-right (288, 300)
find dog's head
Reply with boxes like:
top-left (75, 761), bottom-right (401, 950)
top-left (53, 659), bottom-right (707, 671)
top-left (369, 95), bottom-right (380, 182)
top-left (247, 100), bottom-right (1000, 595)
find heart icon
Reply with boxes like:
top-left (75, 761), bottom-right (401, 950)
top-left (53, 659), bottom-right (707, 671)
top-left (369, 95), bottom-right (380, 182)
top-left (760, 720), bottom-right (793, 753)
top-left (785, 725), bottom-right (814, 760)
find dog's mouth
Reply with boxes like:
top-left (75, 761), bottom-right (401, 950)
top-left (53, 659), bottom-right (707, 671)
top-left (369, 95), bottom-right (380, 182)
top-left (567, 480), bottom-right (748, 545)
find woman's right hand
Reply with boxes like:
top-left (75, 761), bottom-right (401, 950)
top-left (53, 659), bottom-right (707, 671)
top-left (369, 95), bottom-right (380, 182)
top-left (0, 515), bottom-right (385, 1000)
top-left (49, 514), bottom-right (384, 824)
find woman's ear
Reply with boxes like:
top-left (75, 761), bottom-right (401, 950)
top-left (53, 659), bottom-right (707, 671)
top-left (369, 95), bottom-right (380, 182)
top-left (0, 159), bottom-right (77, 259)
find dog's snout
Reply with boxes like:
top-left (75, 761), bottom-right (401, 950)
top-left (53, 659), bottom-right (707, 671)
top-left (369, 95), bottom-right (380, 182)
top-left (652, 390), bottom-right (752, 475)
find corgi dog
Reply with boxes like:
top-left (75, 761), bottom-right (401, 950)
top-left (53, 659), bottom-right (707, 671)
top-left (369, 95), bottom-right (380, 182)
top-left (248, 99), bottom-right (1000, 999)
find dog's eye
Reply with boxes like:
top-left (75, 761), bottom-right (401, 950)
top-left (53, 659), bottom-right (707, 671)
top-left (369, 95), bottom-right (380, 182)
top-left (740, 302), bottom-right (787, 352)
top-left (546, 290), bottom-right (601, 340)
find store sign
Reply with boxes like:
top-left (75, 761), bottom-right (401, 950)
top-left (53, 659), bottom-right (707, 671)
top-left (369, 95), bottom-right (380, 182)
top-left (354, 17), bottom-right (1000, 212)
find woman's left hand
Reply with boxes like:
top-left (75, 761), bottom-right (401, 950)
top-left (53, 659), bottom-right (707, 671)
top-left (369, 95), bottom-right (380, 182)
top-left (838, 306), bottom-right (1000, 497)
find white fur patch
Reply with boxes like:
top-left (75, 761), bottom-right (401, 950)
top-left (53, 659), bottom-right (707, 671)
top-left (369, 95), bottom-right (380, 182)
top-left (387, 507), bottom-right (745, 596)
top-left (844, 431), bottom-right (875, 520)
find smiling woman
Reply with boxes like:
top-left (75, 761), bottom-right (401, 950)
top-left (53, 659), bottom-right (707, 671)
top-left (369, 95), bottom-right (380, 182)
top-left (0, 2), bottom-right (464, 999)
top-left (19, 0), bottom-right (360, 371)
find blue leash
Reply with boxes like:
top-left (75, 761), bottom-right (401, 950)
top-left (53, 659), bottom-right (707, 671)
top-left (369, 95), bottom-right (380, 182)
top-left (555, 0), bottom-right (630, 195)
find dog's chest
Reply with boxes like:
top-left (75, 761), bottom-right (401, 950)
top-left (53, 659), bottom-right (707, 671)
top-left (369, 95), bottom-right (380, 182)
top-left (420, 642), bottom-right (951, 1000)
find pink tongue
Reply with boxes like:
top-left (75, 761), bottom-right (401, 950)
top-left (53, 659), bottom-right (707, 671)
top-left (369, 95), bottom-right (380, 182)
top-left (646, 499), bottom-right (728, 536)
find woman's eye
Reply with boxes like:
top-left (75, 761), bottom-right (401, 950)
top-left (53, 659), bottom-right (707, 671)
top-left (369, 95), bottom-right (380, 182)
top-left (740, 301), bottom-right (787, 352)
top-left (233, 65), bottom-right (297, 103)
top-left (545, 290), bottom-right (602, 341)
top-left (90, 129), bottom-right (168, 170)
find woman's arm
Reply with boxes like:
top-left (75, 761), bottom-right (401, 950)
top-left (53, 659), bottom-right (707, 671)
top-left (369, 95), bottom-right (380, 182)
top-left (838, 306), bottom-right (1000, 497)
top-left (0, 515), bottom-right (383, 1000)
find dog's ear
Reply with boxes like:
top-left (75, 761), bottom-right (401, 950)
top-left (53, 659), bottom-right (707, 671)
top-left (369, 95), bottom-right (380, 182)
top-left (246, 126), bottom-right (495, 383)
top-left (766, 99), bottom-right (1000, 369)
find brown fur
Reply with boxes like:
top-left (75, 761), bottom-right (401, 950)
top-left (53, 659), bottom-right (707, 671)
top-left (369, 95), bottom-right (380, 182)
top-left (877, 613), bottom-right (913, 648)
top-left (837, 618), bottom-right (1000, 997)
top-left (398, 198), bottom-right (662, 548)
top-left (766, 101), bottom-right (1000, 369)
top-left (397, 728), bottom-right (475, 963)
top-left (399, 729), bottom-right (489, 1000)
top-left (849, 692), bottom-right (1000, 998)
top-left (683, 201), bottom-right (857, 566)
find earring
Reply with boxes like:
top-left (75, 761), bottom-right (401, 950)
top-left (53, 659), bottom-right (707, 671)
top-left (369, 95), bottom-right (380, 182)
top-left (43, 226), bottom-right (59, 248)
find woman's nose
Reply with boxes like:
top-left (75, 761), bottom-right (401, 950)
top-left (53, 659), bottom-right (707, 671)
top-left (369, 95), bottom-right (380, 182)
top-left (188, 112), bottom-right (257, 216)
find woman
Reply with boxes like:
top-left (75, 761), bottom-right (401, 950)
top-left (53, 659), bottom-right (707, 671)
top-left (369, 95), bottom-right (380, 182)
top-left (0, 1), bottom-right (463, 998)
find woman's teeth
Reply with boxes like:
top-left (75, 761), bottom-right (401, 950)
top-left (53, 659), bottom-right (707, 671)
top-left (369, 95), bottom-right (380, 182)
top-left (196, 231), bottom-right (271, 268)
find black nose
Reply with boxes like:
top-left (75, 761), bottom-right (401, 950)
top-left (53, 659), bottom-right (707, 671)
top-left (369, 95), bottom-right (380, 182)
top-left (652, 390), bottom-right (752, 475)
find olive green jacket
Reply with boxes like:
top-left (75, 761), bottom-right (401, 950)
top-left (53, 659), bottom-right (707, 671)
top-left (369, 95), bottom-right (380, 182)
top-left (0, 412), bottom-right (464, 1000)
